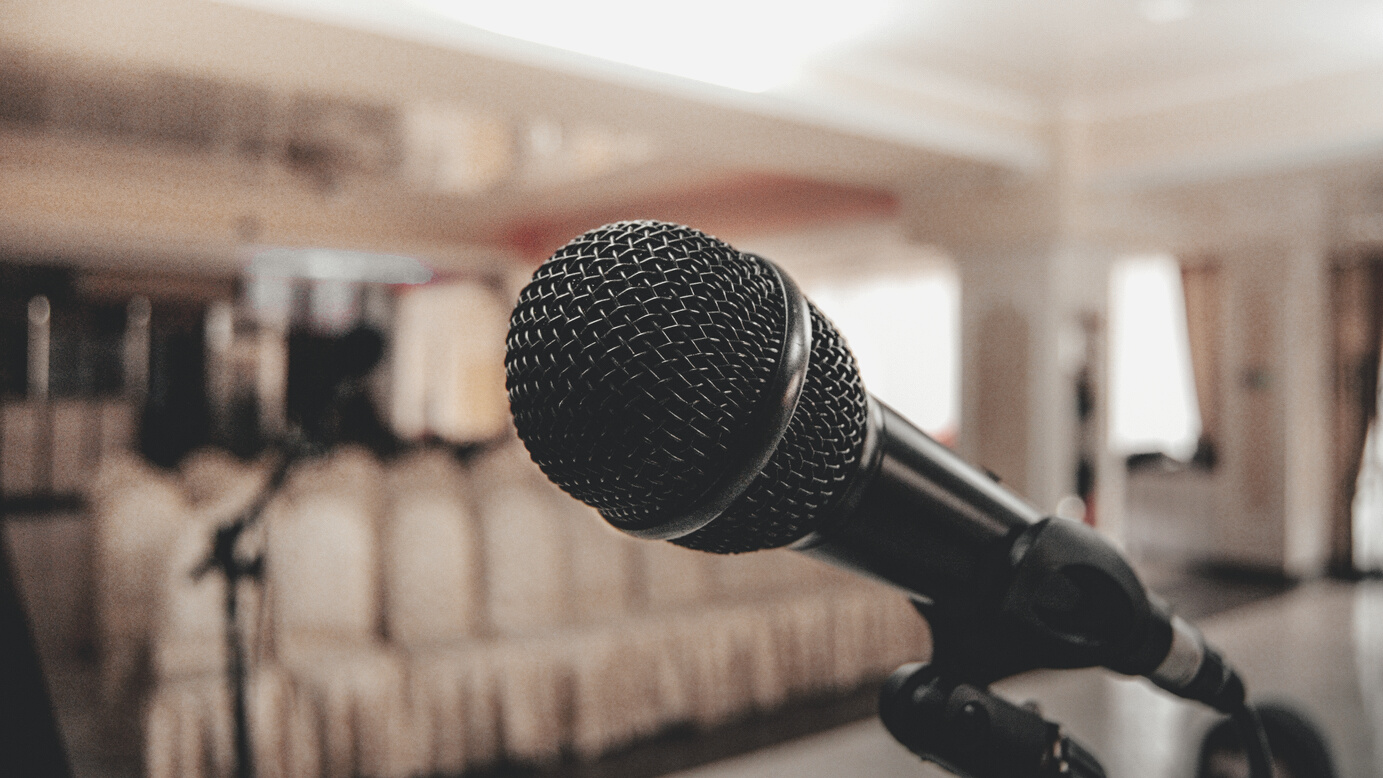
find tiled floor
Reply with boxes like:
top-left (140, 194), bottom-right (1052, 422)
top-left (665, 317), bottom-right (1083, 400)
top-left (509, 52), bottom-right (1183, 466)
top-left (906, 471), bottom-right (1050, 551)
top-left (666, 580), bottom-right (1383, 778)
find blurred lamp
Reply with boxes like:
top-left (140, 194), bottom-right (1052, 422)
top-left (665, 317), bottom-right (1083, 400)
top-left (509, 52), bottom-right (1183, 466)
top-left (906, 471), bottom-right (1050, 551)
top-left (247, 248), bottom-right (433, 284)
top-left (1137, 0), bottom-right (1197, 23)
top-left (409, 0), bottom-right (896, 92)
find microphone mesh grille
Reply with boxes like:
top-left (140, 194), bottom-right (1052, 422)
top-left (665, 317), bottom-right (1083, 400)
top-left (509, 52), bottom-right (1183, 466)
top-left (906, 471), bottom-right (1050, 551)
top-left (506, 220), bottom-right (868, 553)
top-left (506, 221), bottom-right (786, 527)
top-left (672, 304), bottom-right (868, 553)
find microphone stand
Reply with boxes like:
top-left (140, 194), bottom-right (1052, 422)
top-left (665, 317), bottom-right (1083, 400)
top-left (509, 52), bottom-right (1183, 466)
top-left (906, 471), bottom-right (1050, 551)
top-left (878, 623), bottom-right (1270, 778)
top-left (875, 516), bottom-right (1274, 778)
top-left (191, 441), bottom-right (306, 778)
top-left (878, 609), bottom-right (1108, 778)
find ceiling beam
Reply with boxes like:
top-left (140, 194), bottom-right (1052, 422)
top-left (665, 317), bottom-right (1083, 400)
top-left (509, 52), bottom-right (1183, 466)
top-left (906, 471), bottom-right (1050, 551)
top-left (1082, 65), bottom-right (1383, 190)
top-left (0, 0), bottom-right (1003, 190)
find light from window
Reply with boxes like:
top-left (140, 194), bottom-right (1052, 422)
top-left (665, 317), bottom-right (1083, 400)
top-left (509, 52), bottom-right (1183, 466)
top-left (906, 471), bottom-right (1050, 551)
top-left (1108, 254), bottom-right (1201, 460)
top-left (809, 270), bottom-right (959, 441)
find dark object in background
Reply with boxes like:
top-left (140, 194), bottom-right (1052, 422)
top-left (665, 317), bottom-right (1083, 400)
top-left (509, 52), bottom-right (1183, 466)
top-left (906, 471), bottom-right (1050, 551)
top-left (0, 525), bottom-right (73, 777)
top-left (1125, 451), bottom-right (1186, 473)
top-left (1123, 441), bottom-right (1217, 473)
top-left (287, 326), bottom-right (396, 455)
top-left (0, 265), bottom-right (125, 398)
top-left (1191, 436), bottom-right (1219, 470)
top-left (1197, 701), bottom-right (1337, 778)
top-left (222, 393), bottom-right (266, 461)
top-left (139, 315), bottom-right (211, 469)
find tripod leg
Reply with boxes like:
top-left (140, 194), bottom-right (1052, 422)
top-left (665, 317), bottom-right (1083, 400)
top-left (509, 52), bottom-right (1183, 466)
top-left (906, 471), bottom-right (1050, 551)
top-left (226, 565), bottom-right (254, 778)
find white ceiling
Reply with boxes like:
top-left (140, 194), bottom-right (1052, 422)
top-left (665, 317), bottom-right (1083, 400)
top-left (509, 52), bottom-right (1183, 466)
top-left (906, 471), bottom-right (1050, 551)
top-left (8, 0), bottom-right (1383, 266)
top-left (213, 0), bottom-right (1383, 115)
top-left (194, 0), bottom-right (1383, 181)
top-left (219, 0), bottom-right (1383, 101)
top-left (839, 0), bottom-right (1383, 105)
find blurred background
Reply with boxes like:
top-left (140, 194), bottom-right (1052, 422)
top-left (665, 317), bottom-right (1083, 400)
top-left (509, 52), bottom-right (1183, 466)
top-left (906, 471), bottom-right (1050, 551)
top-left (1, 0), bottom-right (1382, 776)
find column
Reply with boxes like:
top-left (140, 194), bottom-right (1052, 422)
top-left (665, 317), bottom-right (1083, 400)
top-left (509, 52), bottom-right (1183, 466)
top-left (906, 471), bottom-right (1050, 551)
top-left (905, 176), bottom-right (1117, 533)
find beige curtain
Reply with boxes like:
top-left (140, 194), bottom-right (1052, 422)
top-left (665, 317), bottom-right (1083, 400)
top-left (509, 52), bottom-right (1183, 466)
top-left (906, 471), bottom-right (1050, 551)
top-left (1180, 262), bottom-right (1222, 461)
top-left (1330, 258), bottom-right (1383, 573)
top-left (390, 281), bottom-right (510, 444)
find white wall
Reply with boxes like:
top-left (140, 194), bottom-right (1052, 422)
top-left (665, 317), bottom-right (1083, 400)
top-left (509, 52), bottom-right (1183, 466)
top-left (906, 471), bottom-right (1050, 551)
top-left (1113, 183), bottom-right (1334, 575)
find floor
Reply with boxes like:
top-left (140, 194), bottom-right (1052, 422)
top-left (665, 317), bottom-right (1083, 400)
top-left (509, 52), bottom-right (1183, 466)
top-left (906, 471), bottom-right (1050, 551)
top-left (1135, 559), bottom-right (1298, 621)
top-left (23, 557), bottom-right (1372, 778)
top-left (49, 662), bottom-right (140, 778)
top-left (464, 560), bottom-right (1301, 778)
top-left (664, 580), bottom-right (1383, 778)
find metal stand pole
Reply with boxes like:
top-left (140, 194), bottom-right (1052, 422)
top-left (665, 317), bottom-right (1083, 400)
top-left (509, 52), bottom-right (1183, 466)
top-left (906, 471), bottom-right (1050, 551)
top-left (194, 449), bottom-right (297, 778)
top-left (203, 519), bottom-right (262, 778)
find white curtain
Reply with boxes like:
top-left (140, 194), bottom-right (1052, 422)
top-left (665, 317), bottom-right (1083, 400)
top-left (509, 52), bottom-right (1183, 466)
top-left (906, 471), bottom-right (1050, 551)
top-left (1108, 254), bottom-right (1202, 460)
top-left (1354, 583), bottom-right (1383, 771)
top-left (1352, 361), bottom-right (1383, 571)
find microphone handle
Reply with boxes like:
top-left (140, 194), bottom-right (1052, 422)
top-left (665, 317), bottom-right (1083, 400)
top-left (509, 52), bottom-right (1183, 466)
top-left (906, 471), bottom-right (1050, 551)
top-left (792, 398), bottom-right (1243, 711)
top-left (791, 398), bottom-right (1040, 609)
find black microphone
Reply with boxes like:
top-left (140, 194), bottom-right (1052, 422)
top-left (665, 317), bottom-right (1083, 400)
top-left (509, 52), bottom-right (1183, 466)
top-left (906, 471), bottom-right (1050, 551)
top-left (505, 220), bottom-right (1244, 713)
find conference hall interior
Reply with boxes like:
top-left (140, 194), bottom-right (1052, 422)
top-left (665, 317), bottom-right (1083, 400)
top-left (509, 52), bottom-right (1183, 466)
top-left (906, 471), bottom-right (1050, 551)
top-left (0, 0), bottom-right (1380, 776)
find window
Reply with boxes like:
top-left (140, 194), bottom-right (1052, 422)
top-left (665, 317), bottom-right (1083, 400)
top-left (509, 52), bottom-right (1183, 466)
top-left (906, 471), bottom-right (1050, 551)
top-left (809, 269), bottom-right (959, 442)
top-left (1108, 254), bottom-right (1201, 460)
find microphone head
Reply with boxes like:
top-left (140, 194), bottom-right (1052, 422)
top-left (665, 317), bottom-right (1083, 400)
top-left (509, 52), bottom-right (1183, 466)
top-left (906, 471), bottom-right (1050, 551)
top-left (506, 220), bottom-right (869, 553)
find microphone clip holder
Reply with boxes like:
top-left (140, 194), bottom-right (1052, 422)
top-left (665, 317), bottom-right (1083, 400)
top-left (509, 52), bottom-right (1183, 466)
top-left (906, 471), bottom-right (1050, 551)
top-left (876, 516), bottom-right (1168, 778)
top-left (878, 663), bottom-right (1106, 778)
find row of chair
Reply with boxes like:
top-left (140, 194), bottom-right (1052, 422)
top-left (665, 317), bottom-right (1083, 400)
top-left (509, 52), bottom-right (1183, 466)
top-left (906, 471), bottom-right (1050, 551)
top-left (88, 442), bottom-right (931, 777)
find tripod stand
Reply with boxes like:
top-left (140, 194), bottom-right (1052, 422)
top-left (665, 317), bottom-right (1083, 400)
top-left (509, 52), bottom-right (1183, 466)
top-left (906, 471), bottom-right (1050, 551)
top-left (191, 445), bottom-right (304, 778)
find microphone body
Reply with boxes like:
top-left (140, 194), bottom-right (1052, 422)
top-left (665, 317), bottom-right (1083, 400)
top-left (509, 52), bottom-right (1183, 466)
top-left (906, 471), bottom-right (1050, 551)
top-left (505, 220), bottom-right (1243, 714)
top-left (794, 398), bottom-right (1240, 711)
top-left (794, 398), bottom-right (1038, 608)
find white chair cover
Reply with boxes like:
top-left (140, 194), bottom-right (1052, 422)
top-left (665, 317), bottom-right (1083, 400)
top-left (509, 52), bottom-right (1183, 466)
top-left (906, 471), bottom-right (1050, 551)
top-left (268, 448), bottom-right (419, 778)
top-left (639, 542), bottom-right (716, 612)
top-left (89, 452), bottom-right (188, 706)
top-left (381, 449), bottom-right (479, 647)
top-left (144, 667), bottom-right (318, 778)
top-left (567, 619), bottom-right (682, 759)
top-left (153, 451), bottom-right (270, 680)
top-left (566, 501), bottom-right (639, 625)
top-left (406, 646), bottom-right (502, 774)
top-left (479, 479), bottom-right (570, 637)
top-left (267, 469), bottom-right (380, 650)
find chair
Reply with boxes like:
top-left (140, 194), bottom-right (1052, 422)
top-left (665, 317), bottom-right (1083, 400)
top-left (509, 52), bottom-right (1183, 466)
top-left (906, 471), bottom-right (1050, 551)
top-left (144, 666), bottom-right (319, 778)
top-left (152, 450), bottom-right (271, 680)
top-left (89, 453), bottom-right (188, 707)
top-left (475, 451), bottom-right (572, 638)
top-left (267, 448), bottom-right (417, 778)
top-left (380, 449), bottom-right (479, 648)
